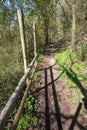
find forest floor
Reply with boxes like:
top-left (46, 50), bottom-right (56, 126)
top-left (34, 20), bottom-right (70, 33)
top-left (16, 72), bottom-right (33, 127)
top-left (32, 42), bottom-right (87, 130)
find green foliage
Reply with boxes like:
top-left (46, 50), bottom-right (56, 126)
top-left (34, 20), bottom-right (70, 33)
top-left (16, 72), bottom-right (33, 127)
top-left (24, 95), bottom-right (35, 112)
top-left (34, 70), bottom-right (41, 80)
top-left (37, 54), bottom-right (43, 62)
top-left (56, 49), bottom-right (77, 68)
top-left (18, 114), bottom-right (37, 130)
top-left (0, 44), bottom-right (23, 112)
top-left (56, 49), bottom-right (87, 103)
top-left (18, 94), bottom-right (37, 130)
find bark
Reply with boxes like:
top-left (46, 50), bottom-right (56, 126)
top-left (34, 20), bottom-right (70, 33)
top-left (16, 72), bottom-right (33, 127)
top-left (72, 3), bottom-right (76, 51)
top-left (45, 18), bottom-right (49, 44)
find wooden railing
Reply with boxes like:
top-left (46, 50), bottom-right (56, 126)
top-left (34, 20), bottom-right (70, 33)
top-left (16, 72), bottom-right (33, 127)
top-left (0, 9), bottom-right (38, 130)
top-left (0, 54), bottom-right (38, 130)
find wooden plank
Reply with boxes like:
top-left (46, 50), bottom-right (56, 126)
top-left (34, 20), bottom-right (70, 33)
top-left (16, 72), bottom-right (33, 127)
top-left (17, 9), bottom-right (27, 73)
top-left (0, 54), bottom-right (37, 130)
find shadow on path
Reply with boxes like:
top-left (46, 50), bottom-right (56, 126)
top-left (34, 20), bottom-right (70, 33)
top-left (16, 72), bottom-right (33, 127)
top-left (58, 63), bottom-right (87, 109)
top-left (45, 68), bottom-right (50, 130)
top-left (44, 66), bottom-right (63, 130)
top-left (61, 102), bottom-right (86, 130)
top-left (34, 42), bottom-right (87, 130)
top-left (34, 63), bottom-right (87, 130)
top-left (50, 66), bottom-right (63, 130)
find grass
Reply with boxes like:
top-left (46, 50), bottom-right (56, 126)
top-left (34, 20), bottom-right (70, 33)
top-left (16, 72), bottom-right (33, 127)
top-left (56, 49), bottom-right (87, 103)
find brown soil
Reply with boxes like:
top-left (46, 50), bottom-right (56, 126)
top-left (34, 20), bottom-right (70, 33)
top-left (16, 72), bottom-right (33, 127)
top-left (33, 42), bottom-right (87, 130)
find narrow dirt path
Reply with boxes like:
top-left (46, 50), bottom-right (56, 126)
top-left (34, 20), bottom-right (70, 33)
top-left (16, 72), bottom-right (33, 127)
top-left (33, 42), bottom-right (87, 130)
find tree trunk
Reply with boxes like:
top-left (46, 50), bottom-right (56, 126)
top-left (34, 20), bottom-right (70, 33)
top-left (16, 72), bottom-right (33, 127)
top-left (8, 23), bottom-right (12, 42)
top-left (72, 2), bottom-right (76, 51)
top-left (33, 21), bottom-right (37, 56)
top-left (45, 18), bottom-right (49, 44)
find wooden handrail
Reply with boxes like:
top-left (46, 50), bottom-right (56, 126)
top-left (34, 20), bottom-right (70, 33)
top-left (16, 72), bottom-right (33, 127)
top-left (11, 62), bottom-right (37, 130)
top-left (0, 54), bottom-right (38, 130)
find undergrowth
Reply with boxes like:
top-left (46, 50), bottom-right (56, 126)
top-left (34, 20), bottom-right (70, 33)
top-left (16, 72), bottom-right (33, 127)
top-left (17, 94), bottom-right (37, 130)
top-left (0, 41), bottom-right (44, 129)
top-left (56, 49), bottom-right (87, 103)
top-left (0, 39), bottom-right (54, 129)
top-left (0, 44), bottom-right (23, 112)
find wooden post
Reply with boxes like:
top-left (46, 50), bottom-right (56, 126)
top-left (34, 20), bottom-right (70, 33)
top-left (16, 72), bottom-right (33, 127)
top-left (33, 21), bottom-right (37, 56)
top-left (17, 9), bottom-right (27, 73)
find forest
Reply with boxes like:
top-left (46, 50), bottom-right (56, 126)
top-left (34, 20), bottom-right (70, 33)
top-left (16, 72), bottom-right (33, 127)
top-left (0, 0), bottom-right (87, 130)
